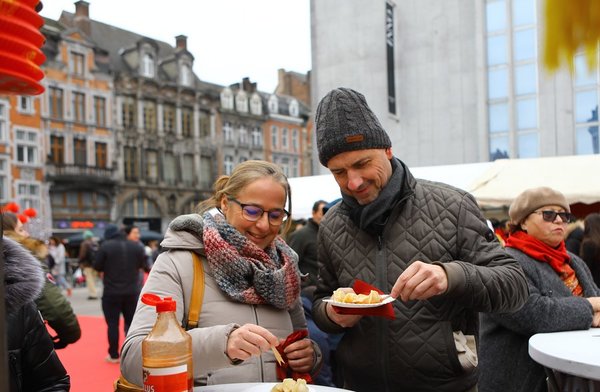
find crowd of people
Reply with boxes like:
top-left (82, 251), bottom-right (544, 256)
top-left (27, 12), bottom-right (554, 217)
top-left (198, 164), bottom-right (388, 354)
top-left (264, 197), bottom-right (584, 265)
top-left (3, 87), bottom-right (600, 391)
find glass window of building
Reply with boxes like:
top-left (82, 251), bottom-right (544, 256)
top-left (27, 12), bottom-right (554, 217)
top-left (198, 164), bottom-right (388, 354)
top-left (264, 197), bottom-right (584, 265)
top-left (223, 122), bottom-right (233, 143)
top-left (199, 111), bottom-right (210, 138)
top-left (516, 98), bottom-right (537, 129)
top-left (489, 103), bottom-right (509, 132)
top-left (268, 95), bottom-right (278, 113)
top-left (143, 100), bottom-right (157, 133)
top-left (513, 28), bottom-right (536, 61)
top-left (200, 156), bottom-right (212, 189)
top-left (576, 124), bottom-right (599, 154)
top-left (49, 87), bottom-right (64, 119)
top-left (18, 96), bottom-right (33, 114)
top-left (574, 54), bottom-right (598, 87)
top-left (73, 92), bottom-right (85, 123)
top-left (220, 88), bottom-right (234, 110)
top-left (224, 155), bottom-right (234, 175)
top-left (281, 128), bottom-right (288, 149)
top-left (164, 152), bottom-right (177, 185)
top-left (124, 196), bottom-right (160, 217)
top-left (490, 135), bottom-right (509, 160)
top-left (145, 150), bottom-right (158, 183)
top-left (271, 126), bottom-right (278, 149)
top-left (142, 53), bottom-right (155, 78)
top-left (70, 52), bottom-right (85, 76)
top-left (16, 181), bottom-right (40, 209)
top-left (289, 100), bottom-right (299, 117)
top-left (486, 0), bottom-right (506, 32)
top-left (518, 132), bottom-right (539, 158)
top-left (512, 0), bottom-right (536, 26)
top-left (239, 125), bottom-right (248, 145)
top-left (15, 129), bottom-right (38, 164)
top-left (74, 138), bottom-right (87, 166)
top-left (181, 106), bottom-right (193, 137)
top-left (163, 103), bottom-right (176, 133)
top-left (94, 96), bottom-right (106, 127)
top-left (122, 97), bottom-right (136, 128)
top-left (514, 63), bottom-right (537, 95)
top-left (292, 129), bottom-right (298, 152)
top-left (488, 68), bottom-right (509, 99)
top-left (236, 92), bottom-right (248, 113)
top-left (487, 35), bottom-right (508, 66)
top-left (95, 142), bottom-right (107, 168)
top-left (280, 158), bottom-right (290, 177)
top-left (0, 100), bottom-right (8, 142)
top-left (182, 154), bottom-right (194, 186)
top-left (0, 158), bottom-right (7, 203)
top-left (575, 90), bottom-right (598, 123)
top-left (250, 94), bottom-right (262, 115)
top-left (181, 64), bottom-right (192, 86)
top-left (49, 135), bottom-right (64, 165)
top-left (252, 127), bottom-right (262, 147)
top-left (124, 146), bottom-right (138, 181)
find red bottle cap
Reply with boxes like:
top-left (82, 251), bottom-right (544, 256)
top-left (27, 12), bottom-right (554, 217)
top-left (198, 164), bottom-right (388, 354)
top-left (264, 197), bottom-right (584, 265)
top-left (141, 293), bottom-right (176, 313)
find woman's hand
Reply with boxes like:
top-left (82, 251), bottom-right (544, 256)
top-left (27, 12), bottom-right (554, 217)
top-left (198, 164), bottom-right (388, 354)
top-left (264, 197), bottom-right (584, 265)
top-left (226, 324), bottom-right (279, 362)
top-left (283, 338), bottom-right (314, 373)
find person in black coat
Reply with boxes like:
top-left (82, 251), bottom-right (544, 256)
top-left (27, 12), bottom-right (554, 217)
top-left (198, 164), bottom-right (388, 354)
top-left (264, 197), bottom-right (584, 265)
top-left (4, 235), bottom-right (70, 391)
top-left (94, 224), bottom-right (148, 362)
top-left (580, 213), bottom-right (600, 286)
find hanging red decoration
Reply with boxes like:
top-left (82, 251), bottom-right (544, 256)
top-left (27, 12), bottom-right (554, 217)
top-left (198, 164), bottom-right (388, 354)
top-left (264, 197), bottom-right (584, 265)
top-left (17, 214), bottom-right (28, 223)
top-left (2, 202), bottom-right (20, 213)
top-left (23, 207), bottom-right (37, 218)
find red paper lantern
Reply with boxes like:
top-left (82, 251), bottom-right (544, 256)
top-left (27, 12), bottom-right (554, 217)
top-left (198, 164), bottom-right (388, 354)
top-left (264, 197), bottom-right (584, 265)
top-left (17, 214), bottom-right (28, 223)
top-left (2, 202), bottom-right (20, 213)
top-left (23, 207), bottom-right (37, 218)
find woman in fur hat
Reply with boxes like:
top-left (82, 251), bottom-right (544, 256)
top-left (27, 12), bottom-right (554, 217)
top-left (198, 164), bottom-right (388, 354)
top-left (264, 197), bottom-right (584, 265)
top-left (3, 233), bottom-right (70, 391)
top-left (479, 187), bottom-right (600, 392)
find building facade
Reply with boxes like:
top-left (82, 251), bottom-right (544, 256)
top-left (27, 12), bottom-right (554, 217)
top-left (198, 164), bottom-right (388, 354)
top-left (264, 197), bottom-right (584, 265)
top-left (310, 0), bottom-right (599, 173)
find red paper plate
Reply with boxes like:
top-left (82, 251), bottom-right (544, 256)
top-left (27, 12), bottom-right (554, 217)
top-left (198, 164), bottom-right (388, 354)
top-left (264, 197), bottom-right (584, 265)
top-left (0, 33), bottom-right (45, 65)
top-left (0, 50), bottom-right (44, 80)
top-left (0, 14), bottom-right (45, 47)
top-left (0, 0), bottom-right (43, 28)
top-left (0, 66), bottom-right (44, 95)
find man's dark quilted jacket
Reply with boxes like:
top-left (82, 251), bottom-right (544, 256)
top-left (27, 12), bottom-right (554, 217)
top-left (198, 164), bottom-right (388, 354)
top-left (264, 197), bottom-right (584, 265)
top-left (312, 166), bottom-right (528, 392)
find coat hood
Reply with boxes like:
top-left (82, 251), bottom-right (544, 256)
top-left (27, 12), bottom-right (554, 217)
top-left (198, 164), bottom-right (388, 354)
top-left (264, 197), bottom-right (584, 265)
top-left (160, 213), bottom-right (205, 251)
top-left (3, 236), bottom-right (45, 315)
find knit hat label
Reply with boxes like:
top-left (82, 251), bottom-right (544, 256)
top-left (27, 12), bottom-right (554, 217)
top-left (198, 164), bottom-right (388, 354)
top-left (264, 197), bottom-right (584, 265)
top-left (345, 135), bottom-right (364, 143)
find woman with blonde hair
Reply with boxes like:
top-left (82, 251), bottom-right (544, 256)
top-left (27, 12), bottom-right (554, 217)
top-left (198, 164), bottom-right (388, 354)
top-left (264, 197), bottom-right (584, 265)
top-left (121, 160), bottom-right (321, 387)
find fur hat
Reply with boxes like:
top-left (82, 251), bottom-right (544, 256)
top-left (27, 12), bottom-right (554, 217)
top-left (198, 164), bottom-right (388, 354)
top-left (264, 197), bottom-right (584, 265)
top-left (508, 187), bottom-right (570, 225)
top-left (315, 87), bottom-right (391, 166)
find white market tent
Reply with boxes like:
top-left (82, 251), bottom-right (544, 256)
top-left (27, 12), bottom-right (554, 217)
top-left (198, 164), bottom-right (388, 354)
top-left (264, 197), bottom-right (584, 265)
top-left (469, 154), bottom-right (600, 207)
top-left (288, 155), bottom-right (600, 219)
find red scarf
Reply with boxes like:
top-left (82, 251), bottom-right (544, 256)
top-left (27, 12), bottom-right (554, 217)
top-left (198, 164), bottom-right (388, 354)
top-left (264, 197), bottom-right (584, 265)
top-left (505, 231), bottom-right (583, 296)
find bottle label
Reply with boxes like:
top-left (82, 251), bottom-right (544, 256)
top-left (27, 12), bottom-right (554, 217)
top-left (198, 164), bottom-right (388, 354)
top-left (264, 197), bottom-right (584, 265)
top-left (143, 364), bottom-right (189, 392)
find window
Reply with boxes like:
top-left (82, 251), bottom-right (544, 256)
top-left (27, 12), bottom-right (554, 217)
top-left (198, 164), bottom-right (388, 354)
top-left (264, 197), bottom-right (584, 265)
top-left (199, 111), bottom-right (210, 138)
top-left (17, 181), bottom-right (40, 210)
top-left (70, 52), bottom-right (85, 76)
top-left (145, 150), bottom-right (158, 183)
top-left (49, 135), bottom-right (64, 164)
top-left (0, 100), bottom-right (7, 142)
top-left (271, 126), bottom-right (278, 149)
top-left (124, 146), bottom-right (138, 181)
top-left (488, 68), bottom-right (508, 99)
top-left (289, 100), bottom-right (299, 117)
top-left (250, 94), bottom-right (262, 115)
top-left (122, 97), bottom-right (136, 128)
top-left (73, 92), bottom-right (85, 123)
top-left (94, 96), bottom-right (106, 127)
top-left (95, 142), bottom-right (107, 168)
top-left (235, 92), bottom-right (248, 113)
top-left (513, 28), bottom-right (536, 62)
top-left (200, 156), bottom-right (212, 189)
top-left (143, 100), bottom-right (157, 133)
top-left (181, 107), bottom-right (193, 137)
top-left (124, 196), bottom-right (160, 217)
top-left (49, 87), bottom-right (64, 119)
top-left (182, 154), bottom-right (194, 186)
top-left (224, 155), bottom-right (234, 175)
top-left (292, 129), bottom-right (298, 152)
top-left (0, 158), bottom-right (8, 203)
top-left (181, 64), bottom-right (193, 86)
top-left (292, 158), bottom-right (299, 177)
top-left (163, 152), bottom-right (177, 185)
top-left (142, 53), bottom-right (155, 78)
top-left (268, 95), bottom-right (278, 113)
top-left (220, 88), bottom-right (234, 110)
top-left (52, 191), bottom-right (110, 217)
top-left (239, 125), bottom-right (248, 145)
top-left (280, 158), bottom-right (290, 177)
top-left (486, 1), bottom-right (506, 32)
top-left (74, 138), bottom-right (87, 166)
top-left (15, 129), bottom-right (38, 164)
top-left (252, 127), bottom-right (262, 147)
top-left (281, 128), bottom-right (288, 149)
top-left (163, 104), bottom-right (176, 133)
top-left (223, 122), bottom-right (233, 143)
top-left (18, 96), bottom-right (33, 114)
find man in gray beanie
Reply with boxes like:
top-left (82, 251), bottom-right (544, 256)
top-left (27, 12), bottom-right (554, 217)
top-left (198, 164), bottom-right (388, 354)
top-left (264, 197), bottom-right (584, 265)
top-left (311, 87), bottom-right (529, 392)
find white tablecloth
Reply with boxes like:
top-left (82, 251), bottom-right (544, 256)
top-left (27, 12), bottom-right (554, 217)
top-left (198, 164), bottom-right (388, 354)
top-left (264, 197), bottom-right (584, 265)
top-left (195, 383), bottom-right (354, 392)
top-left (528, 328), bottom-right (600, 381)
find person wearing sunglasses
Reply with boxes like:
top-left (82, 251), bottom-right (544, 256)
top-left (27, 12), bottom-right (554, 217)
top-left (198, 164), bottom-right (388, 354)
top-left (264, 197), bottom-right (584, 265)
top-left (120, 160), bottom-right (322, 387)
top-left (479, 186), bottom-right (600, 392)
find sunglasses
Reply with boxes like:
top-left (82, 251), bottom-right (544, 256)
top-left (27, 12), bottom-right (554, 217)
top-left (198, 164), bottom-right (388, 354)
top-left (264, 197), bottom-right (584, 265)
top-left (228, 198), bottom-right (290, 226)
top-left (533, 210), bottom-right (573, 223)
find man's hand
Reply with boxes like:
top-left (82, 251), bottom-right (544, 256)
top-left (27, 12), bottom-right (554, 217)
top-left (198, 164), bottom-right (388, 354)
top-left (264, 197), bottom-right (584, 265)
top-left (390, 261), bottom-right (448, 302)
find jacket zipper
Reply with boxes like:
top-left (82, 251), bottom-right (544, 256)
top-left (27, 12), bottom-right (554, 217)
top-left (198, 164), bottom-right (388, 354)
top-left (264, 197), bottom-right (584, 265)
top-left (252, 305), bottom-right (265, 382)
top-left (9, 352), bottom-right (21, 391)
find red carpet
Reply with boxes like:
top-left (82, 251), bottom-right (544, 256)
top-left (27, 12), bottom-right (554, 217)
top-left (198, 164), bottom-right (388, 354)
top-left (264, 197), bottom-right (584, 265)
top-left (53, 315), bottom-right (125, 391)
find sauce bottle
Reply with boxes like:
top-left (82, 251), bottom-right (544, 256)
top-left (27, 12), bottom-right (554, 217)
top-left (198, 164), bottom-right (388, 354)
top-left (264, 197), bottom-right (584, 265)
top-left (141, 293), bottom-right (193, 392)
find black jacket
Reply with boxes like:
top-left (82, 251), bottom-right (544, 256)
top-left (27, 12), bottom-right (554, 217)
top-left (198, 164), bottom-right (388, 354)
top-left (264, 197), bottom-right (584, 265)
top-left (4, 237), bottom-right (70, 391)
top-left (94, 227), bottom-right (147, 296)
top-left (287, 218), bottom-right (319, 289)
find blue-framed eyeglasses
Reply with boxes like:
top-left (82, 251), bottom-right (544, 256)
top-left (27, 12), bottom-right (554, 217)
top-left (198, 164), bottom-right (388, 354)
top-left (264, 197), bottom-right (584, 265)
top-left (533, 210), bottom-right (573, 223)
top-left (228, 198), bottom-right (290, 226)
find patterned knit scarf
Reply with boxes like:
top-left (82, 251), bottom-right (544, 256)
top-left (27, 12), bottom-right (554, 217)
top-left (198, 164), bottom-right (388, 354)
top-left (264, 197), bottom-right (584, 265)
top-left (505, 231), bottom-right (583, 296)
top-left (202, 212), bottom-right (301, 309)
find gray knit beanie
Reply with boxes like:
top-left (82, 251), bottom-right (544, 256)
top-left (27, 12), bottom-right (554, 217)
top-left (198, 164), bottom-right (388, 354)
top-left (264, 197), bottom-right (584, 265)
top-left (315, 87), bottom-right (391, 166)
top-left (509, 186), bottom-right (570, 225)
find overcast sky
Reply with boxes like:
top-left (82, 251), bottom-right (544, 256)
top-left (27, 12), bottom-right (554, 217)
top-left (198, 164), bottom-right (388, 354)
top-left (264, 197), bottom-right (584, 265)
top-left (39, 0), bottom-right (312, 92)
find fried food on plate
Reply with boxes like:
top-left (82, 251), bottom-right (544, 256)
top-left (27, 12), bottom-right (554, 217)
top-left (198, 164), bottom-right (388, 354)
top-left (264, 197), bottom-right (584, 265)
top-left (271, 378), bottom-right (309, 392)
top-left (331, 288), bottom-right (383, 304)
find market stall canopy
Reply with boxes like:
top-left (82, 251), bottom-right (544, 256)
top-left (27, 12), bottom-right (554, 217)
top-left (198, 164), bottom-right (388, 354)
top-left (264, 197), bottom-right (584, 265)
top-left (469, 155), bottom-right (600, 207)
